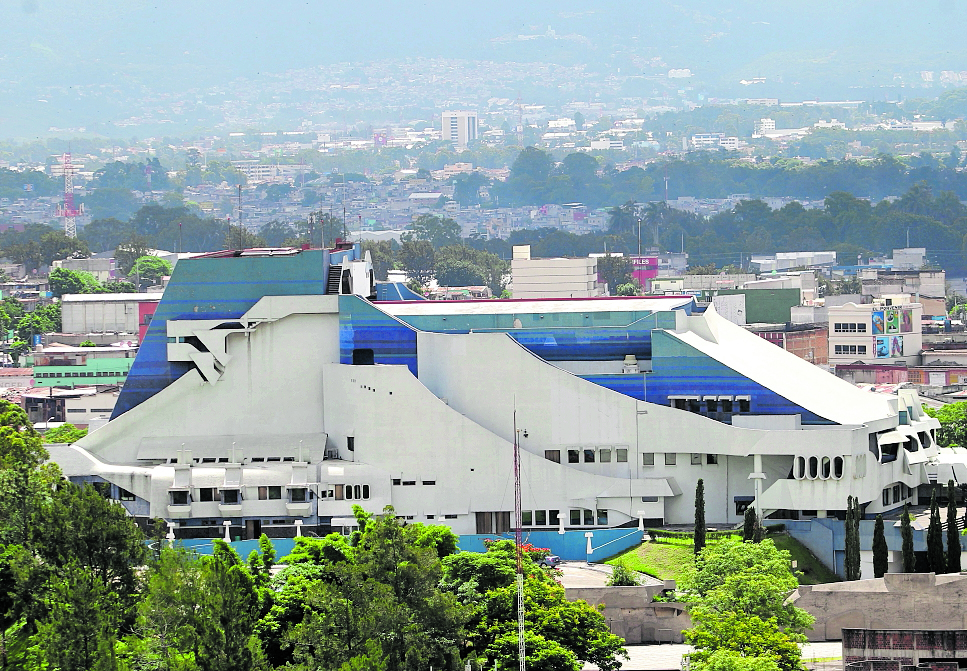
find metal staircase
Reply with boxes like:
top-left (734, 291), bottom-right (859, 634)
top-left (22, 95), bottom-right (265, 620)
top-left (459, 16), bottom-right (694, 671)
top-left (326, 264), bottom-right (342, 295)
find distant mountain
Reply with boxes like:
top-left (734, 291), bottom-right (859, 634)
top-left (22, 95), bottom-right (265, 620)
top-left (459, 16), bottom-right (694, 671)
top-left (1, 0), bottom-right (965, 136)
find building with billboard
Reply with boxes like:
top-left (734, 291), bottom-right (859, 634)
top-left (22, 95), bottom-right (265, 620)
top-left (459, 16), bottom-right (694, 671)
top-left (47, 244), bottom-right (948, 541)
top-left (828, 301), bottom-right (923, 367)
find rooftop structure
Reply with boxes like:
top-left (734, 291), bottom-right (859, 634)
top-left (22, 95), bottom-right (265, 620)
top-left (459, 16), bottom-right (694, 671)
top-left (48, 245), bottom-right (949, 540)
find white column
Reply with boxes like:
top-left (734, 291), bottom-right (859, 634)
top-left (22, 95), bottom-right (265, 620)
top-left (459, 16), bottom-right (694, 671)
top-left (223, 520), bottom-right (232, 543)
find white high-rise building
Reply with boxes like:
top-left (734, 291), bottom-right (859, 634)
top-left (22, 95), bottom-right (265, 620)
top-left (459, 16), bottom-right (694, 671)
top-left (442, 111), bottom-right (478, 149)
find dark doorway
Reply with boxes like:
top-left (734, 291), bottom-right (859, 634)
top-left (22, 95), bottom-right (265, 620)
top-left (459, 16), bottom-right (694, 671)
top-left (245, 519), bottom-right (261, 540)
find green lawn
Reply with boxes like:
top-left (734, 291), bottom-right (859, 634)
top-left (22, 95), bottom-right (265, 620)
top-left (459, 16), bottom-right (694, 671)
top-left (605, 532), bottom-right (839, 585)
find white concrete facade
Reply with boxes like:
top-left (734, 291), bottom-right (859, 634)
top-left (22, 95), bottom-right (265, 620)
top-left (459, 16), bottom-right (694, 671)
top-left (828, 301), bottom-right (923, 366)
top-left (49, 292), bottom-right (947, 538)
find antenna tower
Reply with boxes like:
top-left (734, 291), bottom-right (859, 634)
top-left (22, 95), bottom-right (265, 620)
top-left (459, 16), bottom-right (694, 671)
top-left (513, 409), bottom-right (526, 671)
top-left (57, 153), bottom-right (81, 238)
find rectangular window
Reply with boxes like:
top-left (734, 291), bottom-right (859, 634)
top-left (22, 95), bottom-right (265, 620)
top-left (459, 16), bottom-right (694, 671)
top-left (170, 490), bottom-right (189, 505)
top-left (597, 509), bottom-right (608, 526)
top-left (334, 484), bottom-right (344, 500)
top-left (522, 510), bottom-right (532, 526)
top-left (570, 509), bottom-right (581, 525)
top-left (444, 514), bottom-right (458, 519)
top-left (544, 449), bottom-right (561, 463)
top-left (691, 453), bottom-right (702, 465)
top-left (705, 398), bottom-right (718, 413)
top-left (392, 479), bottom-right (401, 486)
top-left (118, 488), bottom-right (135, 501)
top-left (893, 484), bottom-right (901, 503)
top-left (721, 398), bottom-right (733, 413)
top-left (707, 454), bottom-right (718, 465)
top-left (221, 489), bottom-right (240, 504)
top-left (290, 488), bottom-right (307, 503)
top-left (738, 398), bottom-right (751, 413)
top-left (883, 488), bottom-right (890, 506)
top-left (642, 453), bottom-right (655, 466)
top-left (599, 448), bottom-right (612, 463)
top-left (199, 488), bottom-right (219, 502)
top-left (347, 436), bottom-right (355, 452)
top-left (567, 449), bottom-right (579, 464)
top-left (402, 480), bottom-right (416, 486)
top-left (549, 510), bottom-right (560, 526)
top-left (583, 509), bottom-right (594, 526)
top-left (665, 453), bottom-right (677, 466)
top-left (535, 510), bottom-right (547, 525)
top-left (66, 408), bottom-right (85, 413)
top-left (858, 346), bottom-right (867, 354)
top-left (422, 481), bottom-right (436, 486)
top-left (426, 515), bottom-right (435, 520)
top-left (616, 448), bottom-right (628, 463)
top-left (641, 496), bottom-right (659, 503)
top-left (583, 449), bottom-right (595, 463)
top-left (858, 323), bottom-right (866, 332)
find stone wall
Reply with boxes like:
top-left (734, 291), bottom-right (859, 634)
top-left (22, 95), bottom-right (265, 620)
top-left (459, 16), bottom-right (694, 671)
top-left (564, 582), bottom-right (690, 644)
top-left (793, 573), bottom-right (967, 642)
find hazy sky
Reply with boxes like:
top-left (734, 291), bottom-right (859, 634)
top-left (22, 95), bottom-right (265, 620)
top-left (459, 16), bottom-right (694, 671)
top-left (1, 1), bottom-right (964, 135)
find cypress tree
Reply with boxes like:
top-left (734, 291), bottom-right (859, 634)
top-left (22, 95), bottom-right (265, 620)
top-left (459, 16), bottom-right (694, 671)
top-left (694, 478), bottom-right (706, 555)
top-left (845, 495), bottom-right (862, 580)
top-left (872, 514), bottom-right (889, 578)
top-left (743, 506), bottom-right (756, 542)
top-left (947, 480), bottom-right (962, 573)
top-left (901, 502), bottom-right (916, 572)
top-left (927, 489), bottom-right (946, 573)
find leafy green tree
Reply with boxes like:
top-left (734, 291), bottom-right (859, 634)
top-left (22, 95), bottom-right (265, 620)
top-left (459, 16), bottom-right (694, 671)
top-left (130, 256), bottom-right (174, 287)
top-left (49, 267), bottom-right (103, 297)
top-left (872, 515), bottom-right (889, 579)
top-left (398, 240), bottom-right (436, 288)
top-left (607, 563), bottom-right (640, 586)
top-left (436, 258), bottom-right (486, 287)
top-left (695, 478), bottom-right (707, 555)
top-left (948, 480), bottom-right (962, 573)
top-left (927, 489), bottom-right (946, 573)
top-left (596, 254), bottom-right (632, 294)
top-left (15, 312), bottom-right (54, 342)
top-left (40, 231), bottom-right (90, 265)
top-left (223, 226), bottom-right (266, 250)
top-left (680, 538), bottom-right (813, 632)
top-left (196, 541), bottom-right (261, 671)
top-left (35, 301), bottom-right (61, 331)
top-left (35, 562), bottom-right (121, 671)
top-left (403, 214), bottom-right (461, 248)
top-left (43, 423), bottom-right (88, 443)
top-left (361, 240), bottom-right (396, 281)
top-left (114, 234), bottom-right (153, 275)
top-left (923, 402), bottom-right (967, 446)
top-left (685, 609), bottom-right (804, 671)
top-left (901, 502), bottom-right (916, 572)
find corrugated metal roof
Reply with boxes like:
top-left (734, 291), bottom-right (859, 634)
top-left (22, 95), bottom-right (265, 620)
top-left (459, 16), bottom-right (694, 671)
top-left (380, 296), bottom-right (693, 317)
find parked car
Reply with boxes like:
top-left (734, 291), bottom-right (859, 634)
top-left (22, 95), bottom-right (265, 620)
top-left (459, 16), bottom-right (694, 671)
top-left (540, 554), bottom-right (561, 568)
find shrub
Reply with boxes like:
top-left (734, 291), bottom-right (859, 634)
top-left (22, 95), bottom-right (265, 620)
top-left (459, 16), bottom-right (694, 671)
top-left (607, 563), bottom-right (640, 586)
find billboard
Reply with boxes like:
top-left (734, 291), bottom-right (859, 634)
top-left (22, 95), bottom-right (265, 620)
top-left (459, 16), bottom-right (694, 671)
top-left (872, 311), bottom-right (885, 335)
top-left (875, 335), bottom-right (903, 358)
top-left (630, 256), bottom-right (659, 283)
top-left (886, 309), bottom-right (900, 334)
top-left (901, 309), bottom-right (913, 333)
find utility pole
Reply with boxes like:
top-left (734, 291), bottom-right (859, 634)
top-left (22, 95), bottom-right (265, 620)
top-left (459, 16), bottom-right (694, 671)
top-left (513, 408), bottom-right (526, 671)
top-left (237, 185), bottom-right (243, 250)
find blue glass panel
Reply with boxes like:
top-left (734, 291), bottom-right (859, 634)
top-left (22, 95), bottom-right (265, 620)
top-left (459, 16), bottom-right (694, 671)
top-left (339, 295), bottom-right (418, 375)
top-left (578, 374), bottom-right (646, 401)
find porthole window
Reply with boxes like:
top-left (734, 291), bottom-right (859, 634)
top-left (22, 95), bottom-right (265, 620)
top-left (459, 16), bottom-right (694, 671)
top-left (808, 456), bottom-right (818, 479)
top-left (821, 457), bottom-right (831, 480)
top-left (795, 456), bottom-right (806, 480)
top-left (833, 456), bottom-right (844, 479)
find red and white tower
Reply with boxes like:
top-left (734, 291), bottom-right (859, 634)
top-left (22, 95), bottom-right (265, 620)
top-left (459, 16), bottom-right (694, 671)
top-left (56, 152), bottom-right (81, 238)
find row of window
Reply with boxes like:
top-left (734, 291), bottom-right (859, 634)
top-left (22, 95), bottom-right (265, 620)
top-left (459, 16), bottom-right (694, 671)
top-left (833, 322), bottom-right (868, 333)
top-left (91, 481), bottom-right (134, 501)
top-left (170, 486), bottom-right (311, 506)
top-left (670, 396), bottom-right (751, 414)
top-left (391, 479), bottom-right (435, 486)
top-left (522, 509), bottom-right (561, 526)
top-left (547, 449), bottom-right (721, 467)
top-left (36, 371), bottom-right (127, 378)
top-left (320, 484), bottom-right (371, 500)
top-left (882, 483), bottom-right (912, 506)
top-left (67, 407), bottom-right (114, 414)
top-left (794, 455), bottom-right (845, 480)
top-left (570, 509), bottom-right (609, 526)
top-left (834, 345), bottom-right (868, 355)
top-left (644, 453), bottom-right (719, 466)
top-left (546, 447), bottom-right (630, 464)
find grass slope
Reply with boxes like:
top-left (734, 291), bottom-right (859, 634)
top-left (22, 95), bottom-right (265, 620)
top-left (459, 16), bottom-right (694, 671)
top-left (605, 532), bottom-right (839, 585)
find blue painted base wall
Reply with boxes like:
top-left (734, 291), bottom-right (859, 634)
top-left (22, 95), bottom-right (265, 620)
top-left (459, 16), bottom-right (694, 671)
top-left (457, 528), bottom-right (645, 561)
top-left (175, 529), bottom-right (645, 563)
